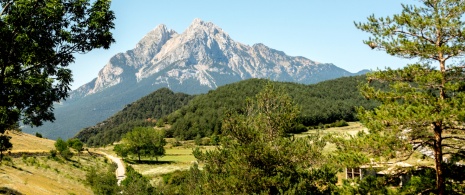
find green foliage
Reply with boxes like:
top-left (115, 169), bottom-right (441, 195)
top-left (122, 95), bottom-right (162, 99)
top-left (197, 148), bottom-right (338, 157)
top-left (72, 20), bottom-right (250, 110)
top-left (67, 138), bottom-right (84, 153)
top-left (113, 144), bottom-right (128, 159)
top-left (174, 83), bottom-right (338, 194)
top-left (35, 132), bottom-right (42, 138)
top-left (49, 149), bottom-right (57, 159)
top-left (54, 138), bottom-right (74, 159)
top-left (86, 165), bottom-right (119, 195)
top-left (159, 165), bottom-right (203, 194)
top-left (0, 134), bottom-right (12, 162)
top-left (54, 138), bottom-right (68, 153)
top-left (60, 148), bottom-right (73, 160)
top-left (194, 134), bottom-right (202, 146)
top-left (76, 88), bottom-right (193, 146)
top-left (339, 175), bottom-right (397, 195)
top-left (167, 77), bottom-right (376, 140)
top-left (0, 0), bottom-right (115, 135)
top-left (120, 166), bottom-right (155, 194)
top-left (355, 1), bottom-right (465, 194)
top-left (209, 134), bottom-right (220, 146)
top-left (122, 127), bottom-right (166, 162)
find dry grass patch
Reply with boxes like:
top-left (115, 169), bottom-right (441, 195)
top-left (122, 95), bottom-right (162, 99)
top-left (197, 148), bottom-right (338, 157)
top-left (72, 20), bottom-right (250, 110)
top-left (0, 154), bottom-right (110, 195)
top-left (6, 131), bottom-right (55, 152)
top-left (0, 131), bottom-right (115, 195)
top-left (295, 122), bottom-right (366, 138)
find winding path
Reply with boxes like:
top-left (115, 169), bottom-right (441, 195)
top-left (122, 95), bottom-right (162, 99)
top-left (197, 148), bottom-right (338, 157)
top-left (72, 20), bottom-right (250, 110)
top-left (102, 153), bottom-right (126, 185)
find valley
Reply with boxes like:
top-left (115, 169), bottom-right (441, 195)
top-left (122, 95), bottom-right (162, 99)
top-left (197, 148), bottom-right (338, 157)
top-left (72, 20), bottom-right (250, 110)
top-left (1, 122), bottom-right (368, 195)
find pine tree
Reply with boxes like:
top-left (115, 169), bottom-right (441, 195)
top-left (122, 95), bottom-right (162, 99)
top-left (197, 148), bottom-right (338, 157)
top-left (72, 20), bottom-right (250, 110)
top-left (192, 83), bottom-right (337, 194)
top-left (356, 1), bottom-right (465, 194)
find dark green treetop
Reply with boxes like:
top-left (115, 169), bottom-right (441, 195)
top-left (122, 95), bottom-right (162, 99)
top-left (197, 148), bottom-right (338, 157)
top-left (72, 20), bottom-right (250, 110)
top-left (0, 0), bottom-right (115, 134)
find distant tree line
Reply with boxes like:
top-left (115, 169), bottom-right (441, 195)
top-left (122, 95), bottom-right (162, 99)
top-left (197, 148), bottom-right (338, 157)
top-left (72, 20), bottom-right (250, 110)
top-left (77, 76), bottom-right (378, 146)
top-left (165, 76), bottom-right (378, 140)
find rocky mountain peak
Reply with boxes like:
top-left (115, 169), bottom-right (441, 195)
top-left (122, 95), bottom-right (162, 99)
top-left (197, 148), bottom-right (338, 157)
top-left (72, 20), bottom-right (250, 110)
top-left (185, 18), bottom-right (229, 40)
top-left (29, 18), bottom-right (366, 140)
top-left (135, 24), bottom-right (177, 50)
top-left (133, 24), bottom-right (177, 59)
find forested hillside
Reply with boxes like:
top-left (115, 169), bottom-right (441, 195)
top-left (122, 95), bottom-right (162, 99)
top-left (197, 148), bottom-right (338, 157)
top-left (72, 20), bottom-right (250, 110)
top-left (75, 88), bottom-right (194, 146)
top-left (165, 76), bottom-right (377, 140)
top-left (76, 75), bottom-right (377, 146)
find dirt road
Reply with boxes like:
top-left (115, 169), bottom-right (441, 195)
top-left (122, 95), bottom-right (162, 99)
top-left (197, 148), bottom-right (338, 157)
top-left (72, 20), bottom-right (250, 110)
top-left (103, 153), bottom-right (126, 185)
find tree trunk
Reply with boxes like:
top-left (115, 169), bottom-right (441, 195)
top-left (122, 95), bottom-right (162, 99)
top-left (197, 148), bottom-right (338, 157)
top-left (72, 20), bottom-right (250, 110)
top-left (433, 122), bottom-right (445, 195)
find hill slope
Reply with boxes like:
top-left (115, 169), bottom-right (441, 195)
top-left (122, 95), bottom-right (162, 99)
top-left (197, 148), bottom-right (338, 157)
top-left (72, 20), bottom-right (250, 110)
top-left (75, 88), bottom-right (194, 145)
top-left (77, 76), bottom-right (377, 146)
top-left (0, 132), bottom-right (108, 195)
top-left (165, 76), bottom-right (377, 140)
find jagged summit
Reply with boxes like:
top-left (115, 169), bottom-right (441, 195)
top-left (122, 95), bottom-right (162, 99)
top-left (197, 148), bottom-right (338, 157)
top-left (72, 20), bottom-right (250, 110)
top-left (135, 24), bottom-right (177, 52)
top-left (27, 18), bottom-right (366, 139)
top-left (73, 17), bottom-right (357, 99)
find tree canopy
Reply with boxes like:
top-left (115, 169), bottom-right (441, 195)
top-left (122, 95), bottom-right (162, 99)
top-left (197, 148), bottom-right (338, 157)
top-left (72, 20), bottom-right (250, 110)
top-left (355, 0), bottom-right (465, 194)
top-left (116, 127), bottom-right (166, 162)
top-left (170, 83), bottom-right (338, 194)
top-left (0, 0), bottom-right (115, 134)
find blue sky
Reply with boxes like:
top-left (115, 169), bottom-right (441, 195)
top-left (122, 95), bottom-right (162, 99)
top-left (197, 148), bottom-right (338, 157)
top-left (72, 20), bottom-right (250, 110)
top-left (70, 0), bottom-right (415, 89)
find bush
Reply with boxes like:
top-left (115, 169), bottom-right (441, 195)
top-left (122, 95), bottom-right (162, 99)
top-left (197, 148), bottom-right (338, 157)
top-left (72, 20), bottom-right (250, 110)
top-left (171, 137), bottom-right (182, 147)
top-left (49, 150), bottom-right (57, 158)
top-left (194, 134), bottom-right (202, 146)
top-left (35, 132), bottom-right (42, 138)
top-left (61, 148), bottom-right (73, 160)
top-left (290, 123), bottom-right (307, 134)
top-left (54, 138), bottom-right (68, 153)
top-left (210, 134), bottom-right (220, 145)
top-left (86, 166), bottom-right (119, 194)
top-left (333, 119), bottom-right (349, 127)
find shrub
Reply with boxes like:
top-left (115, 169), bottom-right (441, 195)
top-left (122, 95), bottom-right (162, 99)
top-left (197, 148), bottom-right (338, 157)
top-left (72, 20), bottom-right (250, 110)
top-left (35, 132), bottom-right (43, 138)
top-left (194, 134), bottom-right (202, 146)
top-left (49, 150), bottom-right (57, 158)
top-left (61, 148), bottom-right (73, 160)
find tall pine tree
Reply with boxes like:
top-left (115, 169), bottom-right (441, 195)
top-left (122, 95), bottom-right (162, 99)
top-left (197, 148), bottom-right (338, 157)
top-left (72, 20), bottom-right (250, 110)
top-left (356, 1), bottom-right (465, 194)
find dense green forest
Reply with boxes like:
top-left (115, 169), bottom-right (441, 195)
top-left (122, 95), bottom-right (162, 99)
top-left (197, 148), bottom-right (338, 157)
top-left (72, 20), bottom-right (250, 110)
top-left (75, 88), bottom-right (194, 146)
top-left (165, 76), bottom-right (378, 140)
top-left (77, 75), bottom-right (377, 146)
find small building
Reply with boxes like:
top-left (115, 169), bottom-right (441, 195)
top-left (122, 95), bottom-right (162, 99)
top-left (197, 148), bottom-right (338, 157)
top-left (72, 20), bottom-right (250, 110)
top-left (346, 162), bottom-right (413, 186)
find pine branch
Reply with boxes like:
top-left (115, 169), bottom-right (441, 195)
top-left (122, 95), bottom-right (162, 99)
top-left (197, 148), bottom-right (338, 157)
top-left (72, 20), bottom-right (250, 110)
top-left (443, 136), bottom-right (465, 141)
top-left (1, 1), bottom-right (11, 16)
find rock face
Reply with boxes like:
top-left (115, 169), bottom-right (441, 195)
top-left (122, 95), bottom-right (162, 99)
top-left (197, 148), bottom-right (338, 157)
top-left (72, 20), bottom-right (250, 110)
top-left (25, 18), bottom-right (365, 139)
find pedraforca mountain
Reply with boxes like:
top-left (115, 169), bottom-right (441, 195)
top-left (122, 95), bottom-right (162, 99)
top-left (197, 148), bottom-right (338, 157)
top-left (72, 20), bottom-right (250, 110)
top-left (25, 18), bottom-right (367, 139)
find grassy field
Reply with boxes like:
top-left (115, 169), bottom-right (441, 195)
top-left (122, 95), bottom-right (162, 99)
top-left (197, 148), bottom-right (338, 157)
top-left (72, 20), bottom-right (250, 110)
top-left (95, 139), bottom-right (218, 185)
top-left (104, 123), bottom-right (368, 185)
top-left (7, 130), bottom-right (55, 152)
top-left (295, 122), bottom-right (367, 138)
top-left (0, 131), bottom-right (112, 195)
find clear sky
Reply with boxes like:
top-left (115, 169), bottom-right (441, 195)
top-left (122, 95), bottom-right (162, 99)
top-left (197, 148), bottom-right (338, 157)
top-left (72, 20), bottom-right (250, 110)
top-left (69, 0), bottom-right (416, 90)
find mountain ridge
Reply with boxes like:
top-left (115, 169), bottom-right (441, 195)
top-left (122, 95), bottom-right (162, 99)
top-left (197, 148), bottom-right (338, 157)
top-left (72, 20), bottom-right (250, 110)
top-left (25, 18), bottom-right (367, 139)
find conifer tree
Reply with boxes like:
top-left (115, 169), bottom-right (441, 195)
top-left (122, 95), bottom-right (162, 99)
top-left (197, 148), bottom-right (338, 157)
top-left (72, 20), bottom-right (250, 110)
top-left (192, 83), bottom-right (337, 194)
top-left (356, 1), bottom-right (465, 194)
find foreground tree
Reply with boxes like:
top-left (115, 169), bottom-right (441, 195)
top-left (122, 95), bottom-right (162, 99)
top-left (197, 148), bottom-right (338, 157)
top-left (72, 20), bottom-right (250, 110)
top-left (190, 83), bottom-right (337, 194)
top-left (0, 0), bottom-right (115, 134)
top-left (356, 0), bottom-right (465, 194)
